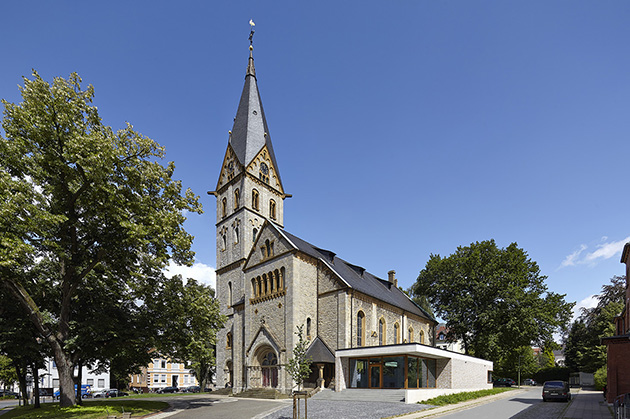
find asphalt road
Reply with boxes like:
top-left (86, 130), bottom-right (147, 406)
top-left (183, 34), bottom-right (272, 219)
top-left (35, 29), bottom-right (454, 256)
top-left (437, 387), bottom-right (570, 419)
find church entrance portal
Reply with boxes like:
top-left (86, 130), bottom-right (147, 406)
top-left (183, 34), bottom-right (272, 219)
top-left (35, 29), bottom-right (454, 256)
top-left (260, 351), bottom-right (278, 388)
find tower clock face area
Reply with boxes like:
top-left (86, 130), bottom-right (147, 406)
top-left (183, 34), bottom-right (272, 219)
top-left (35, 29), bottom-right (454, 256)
top-left (259, 162), bottom-right (270, 183)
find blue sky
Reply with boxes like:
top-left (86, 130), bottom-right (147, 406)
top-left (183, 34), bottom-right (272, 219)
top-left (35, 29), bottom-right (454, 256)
top-left (2, 1), bottom-right (629, 326)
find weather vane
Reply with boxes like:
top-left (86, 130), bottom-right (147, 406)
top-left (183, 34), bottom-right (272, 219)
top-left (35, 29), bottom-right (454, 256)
top-left (249, 19), bottom-right (255, 47)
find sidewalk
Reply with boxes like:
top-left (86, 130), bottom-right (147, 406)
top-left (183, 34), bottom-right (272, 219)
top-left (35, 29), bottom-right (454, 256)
top-left (563, 389), bottom-right (612, 419)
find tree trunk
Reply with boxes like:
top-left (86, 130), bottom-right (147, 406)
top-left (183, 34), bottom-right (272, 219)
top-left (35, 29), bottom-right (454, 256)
top-left (3, 279), bottom-right (77, 407)
top-left (13, 361), bottom-right (28, 406)
top-left (31, 363), bottom-right (40, 409)
top-left (51, 342), bottom-right (77, 407)
top-left (75, 360), bottom-right (83, 405)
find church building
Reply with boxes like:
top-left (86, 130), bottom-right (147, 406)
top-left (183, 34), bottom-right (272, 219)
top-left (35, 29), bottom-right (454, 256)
top-left (211, 40), bottom-right (493, 402)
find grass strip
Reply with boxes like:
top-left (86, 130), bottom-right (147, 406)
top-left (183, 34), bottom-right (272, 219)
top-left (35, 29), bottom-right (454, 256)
top-left (2, 399), bottom-right (168, 419)
top-left (419, 388), bottom-right (514, 406)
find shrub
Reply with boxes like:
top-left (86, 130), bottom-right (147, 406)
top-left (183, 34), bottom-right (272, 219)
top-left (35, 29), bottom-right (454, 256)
top-left (594, 365), bottom-right (607, 391)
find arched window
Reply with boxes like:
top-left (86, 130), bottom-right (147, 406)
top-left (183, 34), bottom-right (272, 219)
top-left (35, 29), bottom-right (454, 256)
top-left (253, 228), bottom-right (258, 241)
top-left (263, 273), bottom-right (269, 295)
top-left (306, 318), bottom-right (311, 339)
top-left (251, 278), bottom-right (257, 297)
top-left (227, 281), bottom-right (232, 306)
top-left (257, 277), bottom-right (262, 297)
top-left (226, 332), bottom-right (232, 349)
top-left (221, 197), bottom-right (227, 217)
top-left (357, 311), bottom-right (365, 347)
top-left (234, 189), bottom-right (240, 209)
top-left (234, 224), bottom-right (239, 243)
top-left (275, 269), bottom-right (281, 291)
top-left (394, 323), bottom-right (400, 344)
top-left (264, 239), bottom-right (273, 258)
top-left (420, 330), bottom-right (425, 345)
top-left (252, 189), bottom-right (260, 211)
top-left (280, 267), bottom-right (285, 290)
top-left (269, 199), bottom-right (276, 220)
top-left (222, 234), bottom-right (227, 250)
top-left (408, 327), bottom-right (414, 343)
top-left (379, 318), bottom-right (386, 346)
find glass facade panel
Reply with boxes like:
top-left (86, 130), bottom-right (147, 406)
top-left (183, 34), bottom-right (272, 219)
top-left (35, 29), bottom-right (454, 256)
top-left (370, 366), bottom-right (380, 388)
top-left (407, 357), bottom-right (419, 388)
top-left (382, 357), bottom-right (405, 388)
top-left (350, 359), bottom-right (369, 388)
top-left (349, 356), bottom-right (437, 389)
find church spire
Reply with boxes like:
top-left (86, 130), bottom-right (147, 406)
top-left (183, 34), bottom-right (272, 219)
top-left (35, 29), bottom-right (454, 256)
top-left (228, 26), bottom-right (284, 192)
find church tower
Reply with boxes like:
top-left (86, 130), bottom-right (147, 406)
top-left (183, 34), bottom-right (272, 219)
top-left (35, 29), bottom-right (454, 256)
top-left (211, 40), bottom-right (288, 390)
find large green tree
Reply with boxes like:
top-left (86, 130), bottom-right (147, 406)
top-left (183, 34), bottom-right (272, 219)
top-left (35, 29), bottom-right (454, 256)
top-left (411, 240), bottom-right (573, 363)
top-left (564, 276), bottom-right (625, 373)
top-left (0, 72), bottom-right (202, 407)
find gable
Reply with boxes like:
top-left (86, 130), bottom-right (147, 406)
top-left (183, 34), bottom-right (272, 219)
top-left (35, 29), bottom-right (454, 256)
top-left (216, 145), bottom-right (243, 191)
top-left (246, 145), bottom-right (284, 194)
top-left (244, 222), bottom-right (294, 270)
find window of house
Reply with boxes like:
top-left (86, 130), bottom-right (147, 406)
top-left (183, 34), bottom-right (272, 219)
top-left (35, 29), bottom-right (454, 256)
top-left (234, 189), bottom-right (240, 209)
top-left (161, 374), bottom-right (166, 383)
top-left (98, 379), bottom-right (105, 388)
top-left (234, 224), bottom-right (239, 243)
top-left (357, 311), bottom-right (365, 347)
top-left (420, 330), bottom-right (425, 345)
top-left (253, 228), bottom-right (258, 240)
top-left (306, 317), bottom-right (311, 339)
top-left (226, 332), bottom-right (232, 349)
top-left (222, 197), bottom-right (227, 218)
top-left (269, 199), bottom-right (276, 220)
top-left (252, 189), bottom-right (260, 211)
top-left (379, 318), bottom-right (386, 346)
top-left (228, 281), bottom-right (232, 306)
top-left (161, 360), bottom-right (166, 369)
top-left (394, 323), bottom-right (400, 344)
top-left (53, 378), bottom-right (59, 388)
top-left (222, 234), bottom-right (227, 250)
top-left (408, 327), bottom-right (414, 343)
top-left (154, 375), bottom-right (159, 383)
top-left (251, 278), bottom-right (257, 297)
top-left (87, 379), bottom-right (94, 386)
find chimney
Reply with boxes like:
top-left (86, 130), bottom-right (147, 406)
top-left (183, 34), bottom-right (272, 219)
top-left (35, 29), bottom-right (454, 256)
top-left (388, 270), bottom-right (397, 287)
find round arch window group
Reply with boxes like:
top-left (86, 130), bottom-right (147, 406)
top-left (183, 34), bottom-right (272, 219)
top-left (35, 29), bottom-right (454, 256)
top-left (251, 267), bottom-right (285, 302)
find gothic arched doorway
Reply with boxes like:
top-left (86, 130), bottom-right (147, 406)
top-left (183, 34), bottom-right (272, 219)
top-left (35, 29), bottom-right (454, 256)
top-left (260, 351), bottom-right (278, 388)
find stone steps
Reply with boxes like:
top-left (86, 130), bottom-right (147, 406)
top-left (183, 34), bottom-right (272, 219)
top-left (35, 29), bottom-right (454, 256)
top-left (312, 388), bottom-right (405, 403)
top-left (233, 388), bottom-right (289, 399)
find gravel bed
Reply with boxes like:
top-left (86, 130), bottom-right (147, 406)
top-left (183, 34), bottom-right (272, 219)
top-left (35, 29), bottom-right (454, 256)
top-left (261, 400), bottom-right (432, 419)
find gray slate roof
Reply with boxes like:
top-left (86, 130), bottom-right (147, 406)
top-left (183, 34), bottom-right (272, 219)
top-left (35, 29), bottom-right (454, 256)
top-left (275, 227), bottom-right (434, 322)
top-left (229, 51), bottom-right (284, 191)
top-left (305, 337), bottom-right (335, 363)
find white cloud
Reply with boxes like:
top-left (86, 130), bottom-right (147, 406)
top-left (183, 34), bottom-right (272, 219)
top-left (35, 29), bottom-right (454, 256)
top-left (559, 244), bottom-right (587, 268)
top-left (165, 262), bottom-right (216, 290)
top-left (583, 236), bottom-right (630, 264)
top-left (559, 236), bottom-right (630, 269)
top-left (571, 294), bottom-right (598, 321)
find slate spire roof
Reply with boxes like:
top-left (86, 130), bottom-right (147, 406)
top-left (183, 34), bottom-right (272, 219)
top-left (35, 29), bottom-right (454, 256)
top-left (229, 45), bottom-right (284, 191)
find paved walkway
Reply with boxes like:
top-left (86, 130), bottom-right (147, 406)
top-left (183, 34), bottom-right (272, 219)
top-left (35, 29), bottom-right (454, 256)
top-left (563, 389), bottom-right (612, 419)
